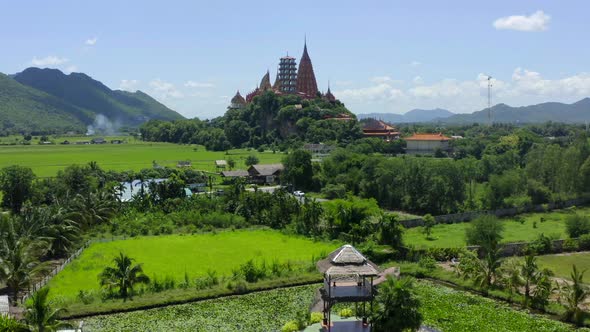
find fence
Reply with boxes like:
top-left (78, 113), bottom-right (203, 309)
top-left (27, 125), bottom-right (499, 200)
top-left (399, 197), bottom-right (590, 228)
top-left (21, 241), bottom-right (91, 304)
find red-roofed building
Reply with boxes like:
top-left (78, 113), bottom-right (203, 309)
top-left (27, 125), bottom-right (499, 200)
top-left (405, 133), bottom-right (451, 154)
top-left (362, 119), bottom-right (400, 141)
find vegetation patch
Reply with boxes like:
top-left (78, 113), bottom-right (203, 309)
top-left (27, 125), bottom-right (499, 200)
top-left (77, 284), bottom-right (318, 332)
top-left (47, 230), bottom-right (337, 305)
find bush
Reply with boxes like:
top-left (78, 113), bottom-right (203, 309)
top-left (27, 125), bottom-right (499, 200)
top-left (565, 214), bottom-right (590, 239)
top-left (339, 308), bottom-right (354, 318)
top-left (281, 321), bottom-right (299, 332)
top-left (77, 290), bottom-right (95, 304)
top-left (578, 234), bottom-right (590, 250)
top-left (310, 312), bottom-right (323, 324)
top-left (563, 238), bottom-right (579, 252)
top-left (321, 183), bottom-right (347, 199)
top-left (418, 256), bottom-right (437, 271)
top-left (526, 233), bottom-right (553, 255)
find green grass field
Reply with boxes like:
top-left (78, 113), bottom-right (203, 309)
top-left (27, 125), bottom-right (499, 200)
top-left (533, 252), bottom-right (590, 283)
top-left (47, 230), bottom-right (338, 304)
top-left (0, 138), bottom-right (283, 177)
top-left (404, 207), bottom-right (587, 249)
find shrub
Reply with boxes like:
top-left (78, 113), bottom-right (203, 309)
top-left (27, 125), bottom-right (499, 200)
top-left (239, 259), bottom-right (267, 283)
top-left (565, 214), bottom-right (590, 239)
top-left (321, 183), bottom-right (347, 199)
top-left (339, 308), bottom-right (354, 318)
top-left (563, 238), bottom-right (579, 252)
top-left (526, 233), bottom-right (553, 255)
top-left (77, 290), bottom-right (95, 304)
top-left (310, 312), bottom-right (323, 324)
top-left (578, 234), bottom-right (590, 250)
top-left (281, 321), bottom-right (299, 332)
top-left (418, 256), bottom-right (437, 271)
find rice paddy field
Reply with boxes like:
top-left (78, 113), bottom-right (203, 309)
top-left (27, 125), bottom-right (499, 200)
top-left (403, 207), bottom-right (589, 249)
top-left (0, 137), bottom-right (283, 177)
top-left (47, 230), bottom-right (338, 305)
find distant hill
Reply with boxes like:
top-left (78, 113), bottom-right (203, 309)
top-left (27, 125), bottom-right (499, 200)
top-left (443, 98), bottom-right (590, 124)
top-left (13, 68), bottom-right (184, 127)
top-left (0, 73), bottom-right (92, 134)
top-left (358, 108), bottom-right (454, 123)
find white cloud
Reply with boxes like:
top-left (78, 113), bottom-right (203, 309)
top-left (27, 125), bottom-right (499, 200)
top-left (337, 69), bottom-right (590, 114)
top-left (85, 37), bottom-right (98, 46)
top-left (150, 79), bottom-right (184, 99)
top-left (31, 56), bottom-right (69, 66)
top-left (410, 61), bottom-right (421, 66)
top-left (65, 65), bottom-right (78, 73)
top-left (337, 83), bottom-right (404, 102)
top-left (370, 76), bottom-right (393, 84)
top-left (119, 79), bottom-right (140, 92)
top-left (493, 10), bottom-right (550, 32)
top-left (184, 80), bottom-right (215, 88)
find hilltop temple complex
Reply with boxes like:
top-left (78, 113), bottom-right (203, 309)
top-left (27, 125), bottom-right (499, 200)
top-left (230, 40), bottom-right (336, 108)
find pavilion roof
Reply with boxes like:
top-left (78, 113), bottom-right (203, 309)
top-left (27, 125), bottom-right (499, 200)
top-left (317, 244), bottom-right (379, 276)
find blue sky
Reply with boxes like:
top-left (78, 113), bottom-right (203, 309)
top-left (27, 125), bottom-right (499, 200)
top-left (2, 0), bottom-right (589, 118)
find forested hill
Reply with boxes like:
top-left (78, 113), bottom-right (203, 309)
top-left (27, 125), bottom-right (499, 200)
top-left (0, 68), bottom-right (184, 135)
top-left (358, 108), bottom-right (454, 123)
top-left (140, 91), bottom-right (363, 150)
top-left (443, 98), bottom-right (590, 124)
top-left (0, 73), bottom-right (91, 134)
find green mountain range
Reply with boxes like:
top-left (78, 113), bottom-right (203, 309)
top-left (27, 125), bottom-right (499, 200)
top-left (442, 98), bottom-right (590, 124)
top-left (0, 68), bottom-right (184, 135)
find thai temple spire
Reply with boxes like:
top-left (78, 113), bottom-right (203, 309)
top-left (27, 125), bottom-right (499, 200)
top-left (259, 70), bottom-right (272, 91)
top-left (273, 66), bottom-right (281, 90)
top-left (325, 81), bottom-right (336, 102)
top-left (296, 39), bottom-right (318, 98)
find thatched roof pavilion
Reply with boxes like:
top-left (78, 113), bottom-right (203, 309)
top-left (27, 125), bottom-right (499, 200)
top-left (317, 245), bottom-right (379, 330)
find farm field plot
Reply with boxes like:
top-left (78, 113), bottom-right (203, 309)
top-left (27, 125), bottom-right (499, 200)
top-left (403, 207), bottom-right (588, 249)
top-left (416, 280), bottom-right (585, 332)
top-left (534, 252), bottom-right (590, 283)
top-left (48, 230), bottom-right (338, 304)
top-left (80, 284), bottom-right (317, 332)
top-left (0, 141), bottom-right (282, 177)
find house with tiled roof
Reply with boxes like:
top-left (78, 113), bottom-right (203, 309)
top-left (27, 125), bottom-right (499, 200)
top-left (405, 133), bottom-right (451, 154)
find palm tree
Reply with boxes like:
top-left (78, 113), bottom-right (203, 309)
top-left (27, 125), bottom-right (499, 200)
top-left (371, 276), bottom-right (422, 332)
top-left (99, 252), bottom-right (150, 300)
top-left (520, 255), bottom-right (538, 307)
top-left (458, 249), bottom-right (502, 294)
top-left (69, 190), bottom-right (116, 229)
top-left (560, 265), bottom-right (589, 326)
top-left (0, 220), bottom-right (48, 303)
top-left (23, 287), bottom-right (69, 332)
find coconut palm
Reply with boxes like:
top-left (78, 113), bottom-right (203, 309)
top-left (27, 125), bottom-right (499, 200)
top-left (23, 287), bottom-right (69, 332)
top-left (99, 253), bottom-right (150, 300)
top-left (0, 220), bottom-right (49, 303)
top-left (69, 190), bottom-right (116, 229)
top-left (560, 265), bottom-right (589, 326)
top-left (371, 276), bottom-right (422, 332)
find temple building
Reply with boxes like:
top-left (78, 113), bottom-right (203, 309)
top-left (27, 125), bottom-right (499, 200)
top-left (362, 119), bottom-right (400, 141)
top-left (405, 133), bottom-right (452, 154)
top-left (229, 90), bottom-right (246, 109)
top-left (233, 39), bottom-right (334, 106)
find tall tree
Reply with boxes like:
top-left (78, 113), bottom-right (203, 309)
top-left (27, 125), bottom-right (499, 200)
top-left (99, 252), bottom-right (150, 300)
top-left (282, 149), bottom-right (313, 190)
top-left (560, 265), bottom-right (589, 326)
top-left (0, 165), bottom-right (35, 213)
top-left (465, 215), bottom-right (504, 254)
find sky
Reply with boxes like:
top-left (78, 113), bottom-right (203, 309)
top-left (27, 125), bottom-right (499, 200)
top-left (2, 0), bottom-right (590, 119)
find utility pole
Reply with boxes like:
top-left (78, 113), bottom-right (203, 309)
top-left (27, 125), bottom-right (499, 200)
top-left (487, 76), bottom-right (493, 126)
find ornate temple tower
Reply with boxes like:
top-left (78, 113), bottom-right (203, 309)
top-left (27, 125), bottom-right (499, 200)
top-left (278, 55), bottom-right (297, 93)
top-left (259, 70), bottom-right (272, 91)
top-left (229, 90), bottom-right (246, 109)
top-left (296, 41), bottom-right (318, 98)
